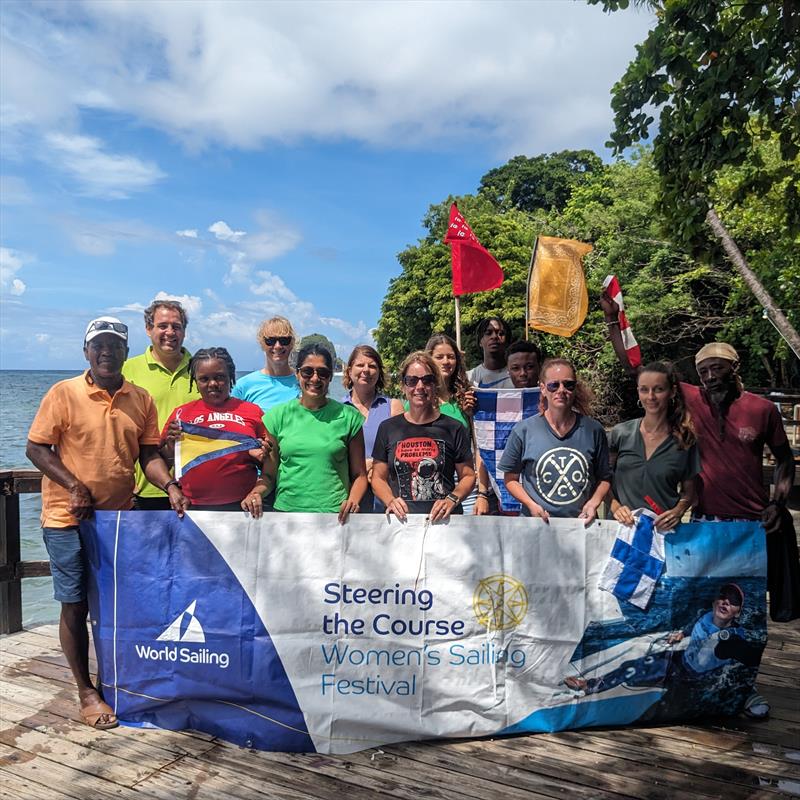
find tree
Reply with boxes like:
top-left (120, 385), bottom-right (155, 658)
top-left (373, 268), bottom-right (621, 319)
top-left (479, 150), bottom-right (604, 213)
top-left (297, 333), bottom-right (339, 369)
top-left (591, 0), bottom-right (800, 356)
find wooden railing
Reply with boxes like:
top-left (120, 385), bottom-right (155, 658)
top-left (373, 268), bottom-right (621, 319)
top-left (0, 469), bottom-right (48, 634)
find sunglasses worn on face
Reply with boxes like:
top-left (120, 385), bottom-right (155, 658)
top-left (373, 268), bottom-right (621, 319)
top-left (545, 380), bottom-right (577, 392)
top-left (402, 374), bottom-right (437, 388)
top-left (299, 366), bottom-right (332, 380)
top-left (87, 320), bottom-right (128, 335)
top-left (264, 336), bottom-right (292, 346)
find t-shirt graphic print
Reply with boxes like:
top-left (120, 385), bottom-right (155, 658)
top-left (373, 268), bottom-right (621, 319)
top-left (393, 437), bottom-right (446, 501)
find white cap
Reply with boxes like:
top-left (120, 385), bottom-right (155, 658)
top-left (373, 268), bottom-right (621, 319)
top-left (84, 316), bottom-right (128, 345)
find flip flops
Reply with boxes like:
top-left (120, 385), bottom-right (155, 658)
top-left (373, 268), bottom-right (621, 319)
top-left (79, 700), bottom-right (119, 730)
top-left (743, 692), bottom-right (770, 719)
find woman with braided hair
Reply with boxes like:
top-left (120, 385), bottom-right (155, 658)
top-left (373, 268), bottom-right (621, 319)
top-left (160, 347), bottom-right (272, 514)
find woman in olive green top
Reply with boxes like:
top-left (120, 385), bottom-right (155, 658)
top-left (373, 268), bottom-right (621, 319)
top-left (262, 343), bottom-right (367, 523)
top-left (608, 362), bottom-right (700, 531)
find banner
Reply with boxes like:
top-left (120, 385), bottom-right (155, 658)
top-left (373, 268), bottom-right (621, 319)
top-left (473, 387), bottom-right (540, 512)
top-left (527, 236), bottom-right (592, 337)
top-left (81, 512), bottom-right (766, 754)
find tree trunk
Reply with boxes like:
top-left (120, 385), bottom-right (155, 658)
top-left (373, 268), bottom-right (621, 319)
top-left (706, 206), bottom-right (800, 359)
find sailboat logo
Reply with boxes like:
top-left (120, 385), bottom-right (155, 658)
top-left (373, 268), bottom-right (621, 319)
top-left (156, 600), bottom-right (205, 643)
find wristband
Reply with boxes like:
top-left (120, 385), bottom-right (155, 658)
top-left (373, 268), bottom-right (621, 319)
top-left (445, 492), bottom-right (461, 506)
top-left (478, 489), bottom-right (493, 499)
top-left (164, 479), bottom-right (181, 492)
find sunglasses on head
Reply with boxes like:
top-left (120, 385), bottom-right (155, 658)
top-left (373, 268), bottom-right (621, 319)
top-left (264, 336), bottom-right (292, 346)
top-left (298, 366), bottom-right (332, 380)
top-left (87, 320), bottom-right (128, 336)
top-left (402, 374), bottom-right (437, 388)
top-left (544, 379), bottom-right (577, 392)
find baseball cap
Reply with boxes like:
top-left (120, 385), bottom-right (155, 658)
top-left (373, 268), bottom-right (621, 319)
top-left (84, 316), bottom-right (128, 345)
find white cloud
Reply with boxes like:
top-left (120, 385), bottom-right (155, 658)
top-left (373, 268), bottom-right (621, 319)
top-left (320, 316), bottom-right (370, 340)
top-left (44, 132), bottom-right (165, 198)
top-left (35, 333), bottom-right (50, 343)
top-left (1, 2), bottom-right (654, 157)
top-left (0, 246), bottom-right (31, 295)
top-left (70, 231), bottom-right (117, 256)
top-left (209, 221), bottom-right (245, 242)
top-left (152, 290), bottom-right (203, 318)
top-left (176, 229), bottom-right (198, 238)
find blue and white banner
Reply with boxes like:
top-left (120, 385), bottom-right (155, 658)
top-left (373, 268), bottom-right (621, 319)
top-left (473, 388), bottom-right (540, 512)
top-left (81, 512), bottom-right (766, 754)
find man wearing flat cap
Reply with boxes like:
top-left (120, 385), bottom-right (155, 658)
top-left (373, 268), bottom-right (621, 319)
top-left (26, 316), bottom-right (189, 732)
top-left (684, 342), bottom-right (794, 532)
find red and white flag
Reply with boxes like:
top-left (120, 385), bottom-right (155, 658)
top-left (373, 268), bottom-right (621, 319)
top-left (444, 204), bottom-right (504, 296)
top-left (602, 274), bottom-right (641, 368)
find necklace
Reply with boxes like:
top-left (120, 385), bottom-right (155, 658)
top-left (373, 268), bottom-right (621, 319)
top-left (640, 421), bottom-right (667, 436)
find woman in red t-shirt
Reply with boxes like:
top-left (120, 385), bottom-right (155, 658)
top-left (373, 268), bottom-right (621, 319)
top-left (161, 347), bottom-right (271, 514)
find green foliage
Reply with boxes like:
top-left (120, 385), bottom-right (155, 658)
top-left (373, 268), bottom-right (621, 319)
top-left (376, 142), bottom-right (799, 420)
top-left (297, 333), bottom-right (340, 368)
top-left (478, 150), bottom-right (604, 213)
top-left (589, 0), bottom-right (800, 243)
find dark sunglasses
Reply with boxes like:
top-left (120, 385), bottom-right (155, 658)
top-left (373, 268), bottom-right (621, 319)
top-left (402, 374), bottom-right (437, 388)
top-left (298, 366), bottom-right (332, 380)
top-left (87, 320), bottom-right (128, 336)
top-left (545, 380), bottom-right (577, 392)
top-left (264, 336), bottom-right (292, 346)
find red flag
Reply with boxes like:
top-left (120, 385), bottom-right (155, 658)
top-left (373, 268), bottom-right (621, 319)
top-left (444, 204), bottom-right (504, 296)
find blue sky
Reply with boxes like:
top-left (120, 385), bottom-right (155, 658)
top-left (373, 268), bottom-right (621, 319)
top-left (1, 1), bottom-right (653, 370)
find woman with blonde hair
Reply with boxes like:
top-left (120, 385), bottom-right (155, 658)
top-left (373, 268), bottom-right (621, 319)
top-left (608, 362), bottom-right (699, 531)
top-left (499, 357), bottom-right (611, 525)
top-left (371, 351), bottom-right (474, 522)
top-left (233, 316), bottom-right (299, 413)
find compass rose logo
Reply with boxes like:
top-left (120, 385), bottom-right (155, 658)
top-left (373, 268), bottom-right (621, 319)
top-left (472, 574), bottom-right (528, 631)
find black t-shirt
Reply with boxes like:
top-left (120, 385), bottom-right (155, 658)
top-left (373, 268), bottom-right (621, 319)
top-left (372, 414), bottom-right (473, 514)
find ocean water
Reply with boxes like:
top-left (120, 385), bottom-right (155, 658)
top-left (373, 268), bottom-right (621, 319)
top-left (0, 369), bottom-right (349, 626)
top-left (0, 370), bottom-right (82, 625)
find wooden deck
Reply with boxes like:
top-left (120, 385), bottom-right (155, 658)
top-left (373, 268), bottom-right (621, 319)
top-left (0, 622), bottom-right (798, 800)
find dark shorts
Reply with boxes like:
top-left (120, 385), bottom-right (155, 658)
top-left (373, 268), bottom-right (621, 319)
top-left (42, 526), bottom-right (85, 604)
top-left (134, 495), bottom-right (172, 511)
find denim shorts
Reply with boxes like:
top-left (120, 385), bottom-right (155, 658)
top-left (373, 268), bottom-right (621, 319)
top-left (42, 526), bottom-right (85, 603)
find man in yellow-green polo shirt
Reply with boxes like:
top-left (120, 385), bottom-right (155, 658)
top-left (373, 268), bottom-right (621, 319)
top-left (122, 299), bottom-right (199, 509)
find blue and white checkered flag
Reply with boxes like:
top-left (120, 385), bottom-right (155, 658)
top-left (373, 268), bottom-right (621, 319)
top-left (599, 511), bottom-right (665, 610)
top-left (474, 388), bottom-right (540, 513)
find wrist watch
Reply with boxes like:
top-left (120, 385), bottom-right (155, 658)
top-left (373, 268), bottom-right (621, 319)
top-left (446, 492), bottom-right (461, 506)
top-left (164, 479), bottom-right (181, 492)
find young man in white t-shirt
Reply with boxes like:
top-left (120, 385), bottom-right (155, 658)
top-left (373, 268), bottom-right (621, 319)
top-left (467, 316), bottom-right (515, 389)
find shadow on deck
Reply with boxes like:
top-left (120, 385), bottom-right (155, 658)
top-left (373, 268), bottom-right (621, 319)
top-left (1, 619), bottom-right (799, 800)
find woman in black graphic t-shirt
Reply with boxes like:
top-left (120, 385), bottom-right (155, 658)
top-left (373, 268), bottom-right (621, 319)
top-left (371, 351), bottom-right (474, 521)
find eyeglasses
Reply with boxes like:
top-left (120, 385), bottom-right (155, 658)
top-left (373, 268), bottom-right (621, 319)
top-left (87, 320), bottom-right (128, 336)
top-left (544, 380), bottom-right (577, 392)
top-left (298, 366), bottom-right (332, 380)
top-left (402, 374), bottom-right (437, 388)
top-left (264, 336), bottom-right (292, 346)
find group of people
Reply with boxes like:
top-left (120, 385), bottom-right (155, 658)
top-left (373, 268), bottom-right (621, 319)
top-left (26, 298), bottom-right (795, 730)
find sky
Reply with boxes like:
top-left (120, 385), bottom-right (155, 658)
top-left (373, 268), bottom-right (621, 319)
top-left (0, 0), bottom-right (653, 371)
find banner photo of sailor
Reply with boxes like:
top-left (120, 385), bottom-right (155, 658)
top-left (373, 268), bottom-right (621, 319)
top-left (81, 512), bottom-right (766, 754)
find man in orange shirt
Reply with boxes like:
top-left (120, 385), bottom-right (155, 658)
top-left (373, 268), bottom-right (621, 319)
top-left (26, 316), bottom-right (188, 730)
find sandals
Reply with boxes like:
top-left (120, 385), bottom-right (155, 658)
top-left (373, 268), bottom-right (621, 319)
top-left (743, 692), bottom-right (770, 719)
top-left (80, 700), bottom-right (119, 730)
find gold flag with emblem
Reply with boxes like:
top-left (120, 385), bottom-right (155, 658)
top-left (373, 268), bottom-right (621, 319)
top-left (526, 236), bottom-right (593, 337)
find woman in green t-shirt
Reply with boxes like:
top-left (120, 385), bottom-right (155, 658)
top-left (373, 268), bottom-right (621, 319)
top-left (608, 362), bottom-right (700, 531)
top-left (262, 343), bottom-right (367, 522)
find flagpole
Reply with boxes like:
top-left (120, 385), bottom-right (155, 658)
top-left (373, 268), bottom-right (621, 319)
top-left (454, 295), bottom-right (462, 351)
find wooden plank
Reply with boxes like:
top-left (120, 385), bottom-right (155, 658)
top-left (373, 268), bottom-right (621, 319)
top-left (0, 696), bottom-right (216, 764)
top-left (201, 741), bottom-right (549, 800)
top-left (0, 725), bottom-right (156, 786)
top-left (489, 735), bottom-right (784, 800)
top-left (388, 739), bottom-right (630, 800)
top-left (0, 769), bottom-right (72, 800)
top-left (133, 755), bottom-right (323, 800)
top-left (0, 742), bottom-right (142, 800)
